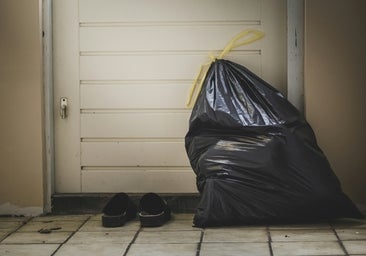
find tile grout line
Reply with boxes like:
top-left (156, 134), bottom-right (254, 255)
top-left (330, 222), bottom-right (350, 256)
top-left (123, 226), bottom-right (142, 256)
top-left (50, 215), bottom-right (91, 256)
top-left (195, 229), bottom-right (204, 256)
top-left (0, 217), bottom-right (34, 243)
top-left (266, 226), bottom-right (274, 256)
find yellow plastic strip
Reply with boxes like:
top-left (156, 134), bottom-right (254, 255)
top-left (186, 63), bottom-right (208, 107)
top-left (186, 29), bottom-right (265, 108)
top-left (218, 29), bottom-right (264, 59)
top-left (187, 63), bottom-right (210, 108)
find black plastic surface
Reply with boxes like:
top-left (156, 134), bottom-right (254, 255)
top-left (185, 59), bottom-right (363, 227)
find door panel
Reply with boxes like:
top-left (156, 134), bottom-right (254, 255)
top-left (53, 0), bottom-right (80, 192)
top-left (80, 54), bottom-right (261, 81)
top-left (78, 0), bottom-right (261, 22)
top-left (81, 112), bottom-right (190, 138)
top-left (80, 83), bottom-right (190, 109)
top-left (81, 169), bottom-right (196, 193)
top-left (53, 0), bottom-right (286, 193)
top-left (81, 141), bottom-right (188, 166)
top-left (80, 25), bottom-right (261, 52)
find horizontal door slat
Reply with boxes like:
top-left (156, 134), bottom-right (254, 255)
top-left (81, 141), bottom-right (189, 166)
top-left (80, 54), bottom-right (261, 80)
top-left (80, 25), bottom-right (261, 52)
top-left (81, 169), bottom-right (197, 193)
top-left (81, 112), bottom-right (190, 138)
top-left (81, 83), bottom-right (190, 109)
top-left (79, 0), bottom-right (260, 23)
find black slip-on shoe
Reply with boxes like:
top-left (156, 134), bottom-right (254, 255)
top-left (102, 193), bottom-right (137, 227)
top-left (139, 193), bottom-right (171, 227)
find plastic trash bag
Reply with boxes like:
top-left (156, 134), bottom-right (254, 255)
top-left (185, 59), bottom-right (363, 227)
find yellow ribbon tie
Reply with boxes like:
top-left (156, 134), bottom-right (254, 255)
top-left (186, 29), bottom-right (265, 108)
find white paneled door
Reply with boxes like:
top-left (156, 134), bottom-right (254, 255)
top-left (53, 0), bottom-right (286, 193)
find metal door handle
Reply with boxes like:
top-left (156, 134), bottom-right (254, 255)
top-left (60, 97), bottom-right (68, 119)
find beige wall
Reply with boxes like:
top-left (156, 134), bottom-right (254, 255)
top-left (0, 0), bottom-right (44, 214)
top-left (305, 0), bottom-right (366, 203)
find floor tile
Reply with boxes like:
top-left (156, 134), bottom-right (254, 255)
top-left (172, 214), bottom-right (195, 221)
top-left (135, 230), bottom-right (201, 244)
top-left (0, 244), bottom-right (59, 256)
top-left (89, 214), bottom-right (103, 221)
top-left (1, 231), bottom-right (71, 244)
top-left (332, 218), bottom-right (366, 229)
top-left (200, 242), bottom-right (270, 256)
top-left (54, 243), bottom-right (129, 256)
top-left (80, 220), bottom-right (139, 232)
top-left (336, 228), bottom-right (366, 240)
top-left (343, 240), bottom-right (366, 254)
top-left (2, 214), bottom-right (365, 255)
top-left (19, 220), bottom-right (84, 232)
top-left (271, 229), bottom-right (337, 242)
top-left (0, 217), bottom-right (30, 222)
top-left (67, 231), bottom-right (135, 244)
top-left (0, 232), bottom-right (9, 241)
top-left (142, 220), bottom-right (200, 232)
top-left (272, 241), bottom-right (345, 256)
top-left (127, 243), bottom-right (197, 256)
top-left (32, 215), bottom-right (90, 222)
top-left (203, 229), bottom-right (268, 243)
top-left (0, 221), bottom-right (24, 231)
top-left (205, 225), bottom-right (267, 231)
top-left (270, 222), bottom-right (331, 230)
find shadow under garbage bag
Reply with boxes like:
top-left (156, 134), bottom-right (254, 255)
top-left (185, 59), bottom-right (363, 228)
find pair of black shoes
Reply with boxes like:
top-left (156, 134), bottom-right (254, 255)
top-left (102, 192), bottom-right (171, 228)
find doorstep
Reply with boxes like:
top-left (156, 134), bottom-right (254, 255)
top-left (51, 193), bottom-right (200, 215)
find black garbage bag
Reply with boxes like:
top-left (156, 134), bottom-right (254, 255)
top-left (185, 59), bottom-right (363, 227)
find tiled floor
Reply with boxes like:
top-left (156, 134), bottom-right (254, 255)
top-left (0, 214), bottom-right (366, 256)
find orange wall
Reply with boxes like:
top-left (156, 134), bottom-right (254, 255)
top-left (304, 0), bottom-right (366, 203)
top-left (0, 0), bottom-right (44, 214)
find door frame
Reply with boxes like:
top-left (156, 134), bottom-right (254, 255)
top-left (42, 0), bottom-right (304, 213)
top-left (43, 0), bottom-right (53, 213)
